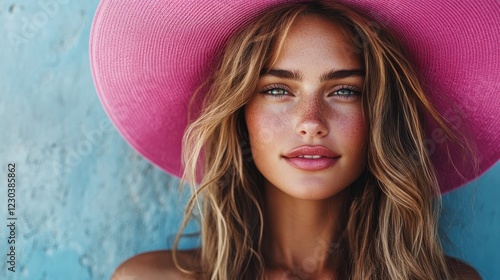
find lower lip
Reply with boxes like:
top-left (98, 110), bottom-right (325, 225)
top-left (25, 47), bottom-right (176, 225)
top-left (283, 157), bottom-right (339, 171)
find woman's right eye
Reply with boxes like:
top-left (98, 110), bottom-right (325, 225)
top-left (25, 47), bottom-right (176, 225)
top-left (259, 85), bottom-right (289, 99)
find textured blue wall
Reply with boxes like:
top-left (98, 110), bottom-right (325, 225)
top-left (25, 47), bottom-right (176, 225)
top-left (0, 1), bottom-right (498, 279)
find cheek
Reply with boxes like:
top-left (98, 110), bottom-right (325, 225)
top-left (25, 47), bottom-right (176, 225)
top-left (345, 117), bottom-right (366, 139)
top-left (244, 102), bottom-right (285, 149)
top-left (245, 105), bottom-right (265, 145)
top-left (336, 109), bottom-right (367, 150)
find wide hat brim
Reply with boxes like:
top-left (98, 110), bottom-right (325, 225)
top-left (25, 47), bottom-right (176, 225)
top-left (90, 0), bottom-right (499, 193)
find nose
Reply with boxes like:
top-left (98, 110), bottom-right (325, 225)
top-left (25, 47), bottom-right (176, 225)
top-left (295, 96), bottom-right (329, 139)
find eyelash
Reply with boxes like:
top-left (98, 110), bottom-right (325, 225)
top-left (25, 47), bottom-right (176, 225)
top-left (259, 84), bottom-right (360, 100)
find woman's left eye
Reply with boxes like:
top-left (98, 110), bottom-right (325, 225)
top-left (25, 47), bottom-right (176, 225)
top-left (331, 86), bottom-right (360, 99)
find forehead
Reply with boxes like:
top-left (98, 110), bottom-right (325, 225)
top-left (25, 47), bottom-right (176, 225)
top-left (269, 15), bottom-right (362, 71)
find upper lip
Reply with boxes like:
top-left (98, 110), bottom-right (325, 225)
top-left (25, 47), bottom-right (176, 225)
top-left (283, 145), bottom-right (340, 158)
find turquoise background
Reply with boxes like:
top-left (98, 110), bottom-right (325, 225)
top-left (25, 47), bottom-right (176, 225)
top-left (0, 1), bottom-right (498, 279)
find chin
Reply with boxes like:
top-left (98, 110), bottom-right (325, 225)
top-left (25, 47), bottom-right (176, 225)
top-left (271, 177), bottom-right (352, 201)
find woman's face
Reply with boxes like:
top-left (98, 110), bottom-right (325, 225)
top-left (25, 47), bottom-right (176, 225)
top-left (244, 15), bottom-right (367, 200)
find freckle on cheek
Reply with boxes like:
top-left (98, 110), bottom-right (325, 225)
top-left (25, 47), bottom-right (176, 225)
top-left (250, 113), bottom-right (285, 144)
top-left (340, 116), bottom-right (366, 138)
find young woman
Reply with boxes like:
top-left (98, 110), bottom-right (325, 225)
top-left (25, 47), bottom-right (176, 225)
top-left (90, 1), bottom-right (499, 279)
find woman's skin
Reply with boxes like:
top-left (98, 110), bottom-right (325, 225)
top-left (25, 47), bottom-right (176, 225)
top-left (244, 15), bottom-right (366, 279)
top-left (111, 15), bottom-right (482, 280)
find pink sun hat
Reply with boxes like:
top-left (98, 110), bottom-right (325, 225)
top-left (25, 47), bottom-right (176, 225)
top-left (89, 0), bottom-right (499, 193)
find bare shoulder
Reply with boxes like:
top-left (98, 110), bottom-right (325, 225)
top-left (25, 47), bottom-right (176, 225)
top-left (111, 249), bottom-right (201, 280)
top-left (446, 256), bottom-right (482, 280)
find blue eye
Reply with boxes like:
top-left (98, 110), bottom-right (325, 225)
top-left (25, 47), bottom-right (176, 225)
top-left (332, 86), bottom-right (360, 99)
top-left (260, 85), bottom-right (289, 99)
top-left (267, 88), bottom-right (287, 95)
top-left (335, 89), bottom-right (354, 95)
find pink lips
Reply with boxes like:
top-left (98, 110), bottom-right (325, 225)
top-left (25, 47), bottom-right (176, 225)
top-left (283, 145), bottom-right (340, 171)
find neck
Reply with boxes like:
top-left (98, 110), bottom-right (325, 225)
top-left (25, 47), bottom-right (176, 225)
top-left (261, 181), bottom-right (348, 279)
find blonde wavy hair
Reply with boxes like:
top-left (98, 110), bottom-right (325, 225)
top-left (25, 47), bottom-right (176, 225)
top-left (174, 1), bottom-right (477, 279)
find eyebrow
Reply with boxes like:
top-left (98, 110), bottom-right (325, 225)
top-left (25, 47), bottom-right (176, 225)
top-left (260, 68), bottom-right (364, 82)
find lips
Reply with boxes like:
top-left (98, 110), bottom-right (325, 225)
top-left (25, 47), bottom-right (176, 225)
top-left (283, 145), bottom-right (339, 159)
top-left (283, 146), bottom-right (340, 171)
